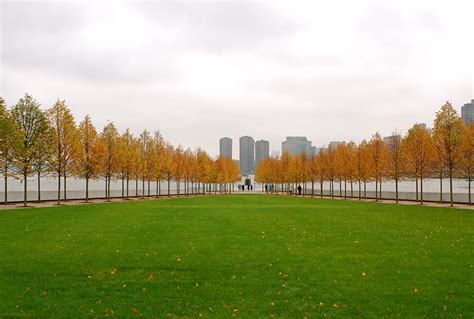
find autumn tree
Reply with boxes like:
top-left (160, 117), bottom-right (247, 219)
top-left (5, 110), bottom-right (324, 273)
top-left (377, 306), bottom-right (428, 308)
top-left (462, 123), bottom-right (474, 205)
top-left (100, 122), bottom-right (119, 201)
top-left (0, 97), bottom-right (20, 204)
top-left (432, 102), bottom-right (468, 206)
top-left (401, 125), bottom-right (435, 204)
top-left (11, 94), bottom-right (50, 206)
top-left (368, 133), bottom-right (389, 201)
top-left (47, 99), bottom-right (79, 204)
top-left (76, 115), bottom-right (102, 202)
top-left (385, 133), bottom-right (404, 203)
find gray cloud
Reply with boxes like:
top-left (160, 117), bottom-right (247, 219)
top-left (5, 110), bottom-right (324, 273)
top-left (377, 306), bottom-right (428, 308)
top-left (1, 1), bottom-right (472, 157)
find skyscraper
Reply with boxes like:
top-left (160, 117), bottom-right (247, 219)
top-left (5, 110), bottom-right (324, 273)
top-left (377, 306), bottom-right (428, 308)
top-left (255, 140), bottom-right (270, 168)
top-left (281, 136), bottom-right (312, 156)
top-left (239, 136), bottom-right (255, 175)
top-left (461, 99), bottom-right (474, 126)
top-left (219, 137), bottom-right (232, 159)
top-left (328, 141), bottom-right (345, 149)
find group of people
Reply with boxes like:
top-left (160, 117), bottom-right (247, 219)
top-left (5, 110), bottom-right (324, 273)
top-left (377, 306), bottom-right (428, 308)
top-left (264, 184), bottom-right (303, 195)
top-left (238, 184), bottom-right (253, 191)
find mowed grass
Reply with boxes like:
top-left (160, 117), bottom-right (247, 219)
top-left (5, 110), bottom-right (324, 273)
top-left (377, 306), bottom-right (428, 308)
top-left (0, 195), bottom-right (472, 318)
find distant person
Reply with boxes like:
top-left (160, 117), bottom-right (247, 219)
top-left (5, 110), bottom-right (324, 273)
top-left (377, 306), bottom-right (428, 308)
top-left (265, 184), bottom-right (268, 192)
top-left (298, 185), bottom-right (302, 195)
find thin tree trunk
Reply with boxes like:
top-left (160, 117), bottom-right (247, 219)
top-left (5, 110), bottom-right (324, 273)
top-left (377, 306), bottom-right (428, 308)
top-left (415, 177), bottom-right (419, 202)
top-left (64, 174), bottom-right (67, 200)
top-left (420, 171), bottom-right (424, 205)
top-left (136, 178), bottom-right (138, 197)
top-left (167, 178), bottom-right (170, 196)
top-left (449, 168), bottom-right (453, 207)
top-left (375, 177), bottom-right (378, 201)
top-left (344, 180), bottom-right (347, 199)
top-left (86, 177), bottom-right (89, 203)
top-left (57, 170), bottom-right (61, 205)
top-left (395, 177), bottom-right (399, 204)
top-left (121, 177), bottom-right (124, 197)
top-left (126, 175), bottom-right (129, 199)
top-left (358, 179), bottom-right (361, 200)
top-left (23, 172), bottom-right (27, 207)
top-left (469, 172), bottom-right (471, 205)
top-left (439, 171), bottom-right (443, 203)
top-left (37, 171), bottom-right (41, 201)
top-left (4, 171), bottom-right (7, 204)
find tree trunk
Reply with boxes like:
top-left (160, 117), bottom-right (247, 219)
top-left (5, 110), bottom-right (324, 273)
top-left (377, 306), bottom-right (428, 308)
top-left (469, 172), bottom-right (471, 205)
top-left (167, 178), bottom-right (170, 196)
top-left (415, 177), bottom-right (419, 202)
top-left (4, 171), bottom-right (7, 204)
top-left (57, 170), bottom-right (61, 205)
top-left (420, 171), bottom-right (424, 205)
top-left (23, 172), bottom-right (27, 207)
top-left (449, 168), bottom-right (454, 207)
top-left (344, 180), bottom-right (347, 199)
top-left (136, 178), bottom-right (138, 197)
top-left (395, 177), bottom-right (399, 204)
top-left (86, 177), bottom-right (89, 203)
top-left (108, 175), bottom-right (111, 201)
top-left (37, 171), bottom-right (41, 201)
top-left (126, 175), bottom-right (129, 199)
top-left (121, 177), bottom-right (124, 197)
top-left (439, 171), bottom-right (443, 203)
top-left (375, 178), bottom-right (378, 201)
top-left (64, 174), bottom-right (67, 200)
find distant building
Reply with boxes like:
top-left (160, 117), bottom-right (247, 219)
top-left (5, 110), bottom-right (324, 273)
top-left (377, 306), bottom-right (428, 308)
top-left (239, 136), bottom-right (255, 175)
top-left (417, 123), bottom-right (427, 129)
top-left (219, 137), bottom-right (232, 159)
top-left (271, 150), bottom-right (280, 158)
top-left (314, 147), bottom-right (326, 155)
top-left (308, 146), bottom-right (317, 157)
top-left (328, 141), bottom-right (345, 149)
top-left (383, 135), bottom-right (401, 152)
top-left (461, 99), bottom-right (474, 126)
top-left (255, 140), bottom-right (270, 168)
top-left (282, 136), bottom-right (312, 156)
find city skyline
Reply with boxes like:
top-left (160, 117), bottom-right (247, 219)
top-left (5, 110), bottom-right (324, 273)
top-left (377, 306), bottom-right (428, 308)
top-left (1, 1), bottom-right (472, 158)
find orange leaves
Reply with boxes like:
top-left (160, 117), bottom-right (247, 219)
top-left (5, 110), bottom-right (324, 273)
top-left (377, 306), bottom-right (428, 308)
top-left (147, 274), bottom-right (154, 281)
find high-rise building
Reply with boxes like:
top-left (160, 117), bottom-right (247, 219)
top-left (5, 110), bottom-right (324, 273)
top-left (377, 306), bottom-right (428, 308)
top-left (328, 141), bottom-right (345, 149)
top-left (308, 146), bottom-right (317, 157)
top-left (461, 99), bottom-right (474, 126)
top-left (271, 150), bottom-right (280, 158)
top-left (219, 137), bottom-right (232, 159)
top-left (383, 135), bottom-right (401, 152)
top-left (239, 136), bottom-right (255, 175)
top-left (281, 136), bottom-right (312, 156)
top-left (255, 140), bottom-right (270, 168)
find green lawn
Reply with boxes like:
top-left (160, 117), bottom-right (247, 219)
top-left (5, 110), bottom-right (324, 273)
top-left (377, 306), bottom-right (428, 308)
top-left (0, 195), bottom-right (472, 318)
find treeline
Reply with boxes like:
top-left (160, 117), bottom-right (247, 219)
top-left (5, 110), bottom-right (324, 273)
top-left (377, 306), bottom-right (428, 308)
top-left (0, 94), bottom-right (240, 206)
top-left (256, 102), bottom-right (473, 207)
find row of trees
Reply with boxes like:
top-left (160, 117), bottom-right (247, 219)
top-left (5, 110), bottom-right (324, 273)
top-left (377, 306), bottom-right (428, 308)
top-left (0, 94), bottom-right (241, 206)
top-left (256, 102), bottom-right (474, 207)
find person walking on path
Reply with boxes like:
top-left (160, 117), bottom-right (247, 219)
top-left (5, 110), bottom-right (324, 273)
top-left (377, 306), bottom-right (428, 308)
top-left (297, 185), bottom-right (302, 195)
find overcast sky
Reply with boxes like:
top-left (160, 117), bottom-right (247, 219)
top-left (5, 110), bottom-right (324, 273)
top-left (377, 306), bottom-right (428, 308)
top-left (1, 0), bottom-right (473, 157)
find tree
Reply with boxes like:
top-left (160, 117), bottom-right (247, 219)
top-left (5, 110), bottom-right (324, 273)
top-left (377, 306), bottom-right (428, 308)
top-left (0, 97), bottom-right (20, 204)
top-left (461, 123), bottom-right (474, 205)
top-left (385, 133), bottom-right (404, 203)
top-left (76, 115), bottom-right (102, 202)
top-left (100, 122), bottom-right (119, 201)
top-left (401, 125), bottom-right (435, 204)
top-left (368, 133), bottom-right (389, 201)
top-left (11, 94), bottom-right (50, 206)
top-left (433, 102), bottom-right (468, 207)
top-left (47, 99), bottom-right (79, 204)
top-left (32, 123), bottom-right (54, 201)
